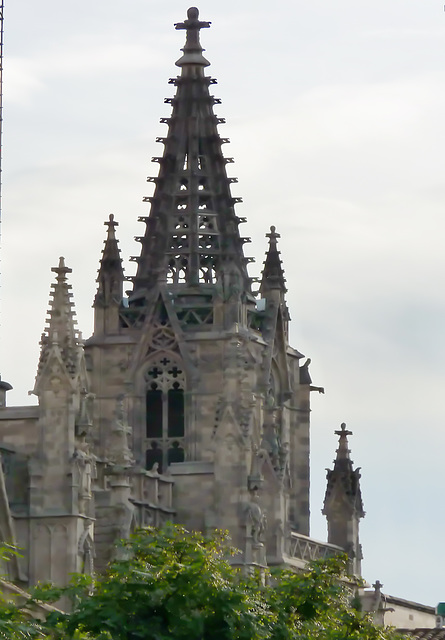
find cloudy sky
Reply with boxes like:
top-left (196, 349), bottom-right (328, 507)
top-left (3, 0), bottom-right (445, 605)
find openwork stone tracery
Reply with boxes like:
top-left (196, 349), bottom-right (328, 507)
top-left (144, 353), bottom-right (186, 473)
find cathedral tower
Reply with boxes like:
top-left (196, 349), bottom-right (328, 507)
top-left (85, 7), bottom-right (315, 566)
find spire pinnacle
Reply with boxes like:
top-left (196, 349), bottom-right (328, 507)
top-left (101, 214), bottom-right (121, 265)
top-left (175, 7), bottom-right (211, 67)
top-left (322, 423), bottom-right (365, 575)
top-left (37, 257), bottom-right (80, 379)
top-left (323, 423), bottom-right (364, 517)
top-left (260, 226), bottom-right (287, 294)
top-left (94, 214), bottom-right (124, 308)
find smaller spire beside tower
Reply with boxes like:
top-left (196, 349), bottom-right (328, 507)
top-left (322, 423), bottom-right (365, 576)
top-left (260, 226), bottom-right (287, 296)
top-left (94, 214), bottom-right (124, 335)
top-left (36, 257), bottom-right (80, 383)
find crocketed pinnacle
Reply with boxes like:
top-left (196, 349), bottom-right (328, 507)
top-left (322, 423), bottom-right (365, 517)
top-left (37, 257), bottom-right (80, 378)
top-left (130, 7), bottom-right (251, 301)
top-left (94, 214), bottom-right (124, 307)
top-left (260, 226), bottom-right (287, 295)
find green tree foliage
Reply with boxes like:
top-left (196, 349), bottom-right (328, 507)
top-left (9, 525), bottom-right (407, 640)
top-left (0, 545), bottom-right (44, 640)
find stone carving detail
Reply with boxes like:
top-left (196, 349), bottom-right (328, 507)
top-left (260, 404), bottom-right (289, 480)
top-left (150, 324), bottom-right (177, 350)
top-left (73, 441), bottom-right (96, 515)
top-left (76, 388), bottom-right (94, 437)
top-left (245, 489), bottom-right (267, 545)
top-left (78, 523), bottom-right (95, 576)
top-left (108, 394), bottom-right (134, 467)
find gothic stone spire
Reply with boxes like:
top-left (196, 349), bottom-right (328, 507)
top-left (130, 7), bottom-right (251, 302)
top-left (95, 215), bottom-right (124, 304)
top-left (93, 215), bottom-right (124, 335)
top-left (260, 226), bottom-right (287, 295)
top-left (36, 257), bottom-right (81, 382)
top-left (323, 423), bottom-right (364, 516)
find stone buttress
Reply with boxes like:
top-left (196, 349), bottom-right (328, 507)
top-left (29, 258), bottom-right (95, 586)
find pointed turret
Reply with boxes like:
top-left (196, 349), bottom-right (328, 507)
top-left (29, 259), bottom-right (95, 588)
top-left (129, 7), bottom-right (251, 304)
top-left (94, 214), bottom-right (124, 335)
top-left (36, 257), bottom-right (80, 384)
top-left (322, 423), bottom-right (365, 576)
top-left (260, 226), bottom-right (287, 296)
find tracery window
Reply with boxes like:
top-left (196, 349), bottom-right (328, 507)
top-left (144, 354), bottom-right (185, 473)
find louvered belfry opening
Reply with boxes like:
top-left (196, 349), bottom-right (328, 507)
top-left (128, 7), bottom-right (251, 306)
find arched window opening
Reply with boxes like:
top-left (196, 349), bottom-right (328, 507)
top-left (168, 441), bottom-right (185, 465)
top-left (144, 355), bottom-right (186, 472)
top-left (146, 384), bottom-right (162, 438)
top-left (168, 384), bottom-right (184, 437)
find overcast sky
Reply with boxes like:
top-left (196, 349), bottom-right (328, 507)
top-left (3, 0), bottom-right (445, 606)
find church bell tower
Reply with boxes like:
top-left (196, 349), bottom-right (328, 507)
top-left (85, 7), bottom-right (314, 566)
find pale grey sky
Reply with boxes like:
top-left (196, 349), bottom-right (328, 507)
top-left (3, 0), bottom-right (445, 606)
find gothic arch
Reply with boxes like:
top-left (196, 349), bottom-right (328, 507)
top-left (143, 352), bottom-right (186, 473)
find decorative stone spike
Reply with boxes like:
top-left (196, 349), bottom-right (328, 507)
top-left (322, 423), bottom-right (365, 576)
top-left (94, 214), bottom-right (124, 308)
top-left (36, 257), bottom-right (80, 380)
top-left (260, 226), bottom-right (287, 295)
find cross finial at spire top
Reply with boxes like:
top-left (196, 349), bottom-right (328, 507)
top-left (105, 213), bottom-right (118, 230)
top-left (175, 8), bottom-right (211, 67)
top-left (335, 422), bottom-right (352, 438)
top-left (266, 225), bottom-right (280, 250)
top-left (175, 7), bottom-right (210, 43)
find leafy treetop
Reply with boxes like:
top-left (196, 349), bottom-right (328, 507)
top-left (3, 525), bottom-right (407, 640)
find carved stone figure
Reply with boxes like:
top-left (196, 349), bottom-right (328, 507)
top-left (245, 490), bottom-right (267, 545)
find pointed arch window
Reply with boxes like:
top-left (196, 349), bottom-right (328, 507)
top-left (144, 354), bottom-right (185, 473)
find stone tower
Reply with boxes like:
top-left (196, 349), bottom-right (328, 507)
top-left (29, 258), bottom-right (95, 585)
top-left (0, 7), bottom-right (362, 589)
top-left (322, 423), bottom-right (365, 576)
top-left (85, 7), bottom-right (315, 567)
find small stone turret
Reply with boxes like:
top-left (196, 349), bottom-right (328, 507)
top-left (35, 257), bottom-right (80, 383)
top-left (30, 258), bottom-right (94, 587)
top-left (94, 214), bottom-right (124, 335)
top-left (260, 226), bottom-right (287, 297)
top-left (322, 423), bottom-right (365, 576)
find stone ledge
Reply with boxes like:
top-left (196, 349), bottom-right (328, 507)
top-left (169, 461), bottom-right (214, 475)
top-left (0, 406), bottom-right (39, 420)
